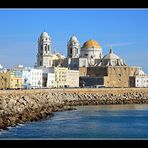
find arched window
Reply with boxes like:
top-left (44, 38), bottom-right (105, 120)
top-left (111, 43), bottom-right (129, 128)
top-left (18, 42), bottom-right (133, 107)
top-left (70, 48), bottom-right (72, 55)
top-left (45, 45), bottom-right (48, 53)
top-left (48, 45), bottom-right (50, 51)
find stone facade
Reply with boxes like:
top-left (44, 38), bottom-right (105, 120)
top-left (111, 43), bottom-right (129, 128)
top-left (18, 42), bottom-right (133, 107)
top-left (79, 66), bottom-right (140, 88)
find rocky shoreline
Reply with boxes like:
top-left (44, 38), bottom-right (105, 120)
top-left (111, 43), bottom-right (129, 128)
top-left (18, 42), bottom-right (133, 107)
top-left (0, 88), bottom-right (148, 130)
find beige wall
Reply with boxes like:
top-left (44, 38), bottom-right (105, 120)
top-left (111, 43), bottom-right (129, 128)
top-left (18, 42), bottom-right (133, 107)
top-left (66, 70), bottom-right (79, 87)
top-left (105, 66), bottom-right (129, 87)
top-left (82, 66), bottom-right (132, 88)
top-left (55, 67), bottom-right (67, 88)
top-left (0, 71), bottom-right (22, 89)
top-left (79, 67), bottom-right (87, 76)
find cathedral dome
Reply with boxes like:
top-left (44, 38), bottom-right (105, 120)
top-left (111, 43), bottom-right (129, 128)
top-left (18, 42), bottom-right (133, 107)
top-left (139, 69), bottom-right (145, 75)
top-left (104, 48), bottom-right (120, 60)
top-left (135, 69), bottom-right (146, 76)
top-left (82, 40), bottom-right (101, 49)
top-left (40, 32), bottom-right (51, 39)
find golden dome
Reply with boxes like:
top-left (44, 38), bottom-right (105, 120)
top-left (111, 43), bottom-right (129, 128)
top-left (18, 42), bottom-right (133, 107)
top-left (82, 40), bottom-right (101, 49)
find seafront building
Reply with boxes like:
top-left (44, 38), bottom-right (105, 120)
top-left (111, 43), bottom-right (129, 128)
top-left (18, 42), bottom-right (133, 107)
top-left (11, 65), bottom-right (43, 89)
top-left (36, 31), bottom-right (147, 88)
top-left (39, 66), bottom-right (79, 88)
top-left (66, 69), bottom-right (79, 88)
top-left (0, 31), bottom-right (147, 89)
top-left (79, 48), bottom-right (139, 88)
top-left (129, 67), bottom-right (148, 87)
top-left (0, 70), bottom-right (22, 89)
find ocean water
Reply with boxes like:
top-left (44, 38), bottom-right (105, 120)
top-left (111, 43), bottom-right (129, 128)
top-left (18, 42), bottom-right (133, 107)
top-left (1, 104), bottom-right (148, 139)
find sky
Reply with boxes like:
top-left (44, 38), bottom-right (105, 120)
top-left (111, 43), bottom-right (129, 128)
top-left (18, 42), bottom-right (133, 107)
top-left (0, 9), bottom-right (148, 73)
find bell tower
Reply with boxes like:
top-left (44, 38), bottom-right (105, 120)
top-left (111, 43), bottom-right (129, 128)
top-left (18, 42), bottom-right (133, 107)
top-left (67, 35), bottom-right (80, 58)
top-left (37, 32), bottom-right (52, 67)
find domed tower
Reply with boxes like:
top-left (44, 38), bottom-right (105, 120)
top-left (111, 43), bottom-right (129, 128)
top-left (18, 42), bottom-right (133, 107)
top-left (37, 32), bottom-right (52, 67)
top-left (101, 48), bottom-right (127, 66)
top-left (67, 35), bottom-right (80, 58)
top-left (81, 39), bottom-right (102, 59)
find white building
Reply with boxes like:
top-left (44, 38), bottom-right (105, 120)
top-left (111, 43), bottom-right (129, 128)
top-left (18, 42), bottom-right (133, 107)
top-left (38, 67), bottom-right (55, 88)
top-left (30, 68), bottom-right (42, 88)
top-left (12, 66), bottom-right (43, 89)
top-left (129, 68), bottom-right (148, 87)
top-left (0, 64), bottom-right (3, 69)
top-left (47, 73), bottom-right (55, 88)
top-left (38, 66), bottom-right (79, 88)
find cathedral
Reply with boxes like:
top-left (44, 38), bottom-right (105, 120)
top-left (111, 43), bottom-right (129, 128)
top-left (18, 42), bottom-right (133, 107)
top-left (62, 36), bottom-right (103, 69)
top-left (36, 32), bottom-right (143, 88)
top-left (37, 31), bottom-right (127, 70)
top-left (62, 35), bottom-right (127, 70)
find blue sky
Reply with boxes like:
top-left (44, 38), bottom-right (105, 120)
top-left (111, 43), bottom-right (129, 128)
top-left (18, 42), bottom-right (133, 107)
top-left (0, 9), bottom-right (148, 73)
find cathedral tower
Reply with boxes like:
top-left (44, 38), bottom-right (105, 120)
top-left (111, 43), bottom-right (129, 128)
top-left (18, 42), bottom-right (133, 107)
top-left (67, 35), bottom-right (80, 58)
top-left (37, 32), bottom-right (52, 67)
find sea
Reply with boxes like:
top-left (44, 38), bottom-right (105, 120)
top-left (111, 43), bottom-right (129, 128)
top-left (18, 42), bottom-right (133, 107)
top-left (1, 104), bottom-right (148, 140)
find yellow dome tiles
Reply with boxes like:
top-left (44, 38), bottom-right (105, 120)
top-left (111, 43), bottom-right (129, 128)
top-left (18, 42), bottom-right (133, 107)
top-left (82, 40), bottom-right (101, 49)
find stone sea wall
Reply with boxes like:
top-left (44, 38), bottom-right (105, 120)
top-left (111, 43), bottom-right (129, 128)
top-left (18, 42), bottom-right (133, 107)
top-left (0, 88), bottom-right (148, 130)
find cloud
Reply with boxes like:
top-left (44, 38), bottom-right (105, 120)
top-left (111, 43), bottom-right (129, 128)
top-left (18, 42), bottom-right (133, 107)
top-left (103, 42), bottom-right (136, 48)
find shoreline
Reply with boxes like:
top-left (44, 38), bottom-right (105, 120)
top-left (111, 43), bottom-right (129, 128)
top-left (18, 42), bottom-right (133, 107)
top-left (0, 88), bottom-right (148, 130)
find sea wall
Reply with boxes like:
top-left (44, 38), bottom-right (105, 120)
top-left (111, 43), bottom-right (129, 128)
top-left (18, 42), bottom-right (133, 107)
top-left (0, 88), bottom-right (148, 130)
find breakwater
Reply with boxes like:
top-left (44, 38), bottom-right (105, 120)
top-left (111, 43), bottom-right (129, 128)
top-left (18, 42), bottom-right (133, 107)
top-left (0, 88), bottom-right (148, 130)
